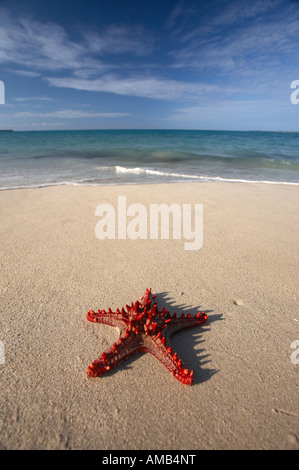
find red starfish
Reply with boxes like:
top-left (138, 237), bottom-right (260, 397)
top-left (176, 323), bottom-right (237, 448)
top-left (86, 288), bottom-right (208, 385)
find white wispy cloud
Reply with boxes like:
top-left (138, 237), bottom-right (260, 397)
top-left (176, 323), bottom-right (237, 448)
top-left (1, 0), bottom-right (297, 110)
top-left (83, 25), bottom-right (154, 56)
top-left (209, 0), bottom-right (280, 27)
top-left (46, 74), bottom-right (218, 101)
top-left (0, 7), bottom-right (152, 73)
top-left (14, 96), bottom-right (54, 102)
top-left (31, 122), bottom-right (64, 127)
top-left (6, 69), bottom-right (41, 77)
top-left (168, 0), bottom-right (299, 76)
top-left (0, 5), bottom-right (219, 104)
top-left (0, 8), bottom-right (103, 72)
top-left (11, 109), bottom-right (130, 119)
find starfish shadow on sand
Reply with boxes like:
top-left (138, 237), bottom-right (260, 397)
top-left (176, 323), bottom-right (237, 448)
top-left (152, 291), bottom-right (222, 385)
top-left (86, 289), bottom-right (223, 386)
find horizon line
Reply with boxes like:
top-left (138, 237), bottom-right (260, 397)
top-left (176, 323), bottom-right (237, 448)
top-left (3, 128), bottom-right (299, 134)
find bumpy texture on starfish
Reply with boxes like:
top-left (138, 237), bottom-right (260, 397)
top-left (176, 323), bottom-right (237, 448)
top-left (86, 288), bottom-right (208, 385)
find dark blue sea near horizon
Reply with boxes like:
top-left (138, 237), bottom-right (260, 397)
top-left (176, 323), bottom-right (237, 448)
top-left (0, 129), bottom-right (299, 190)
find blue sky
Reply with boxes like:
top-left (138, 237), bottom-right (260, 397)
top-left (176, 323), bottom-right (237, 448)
top-left (0, 0), bottom-right (298, 131)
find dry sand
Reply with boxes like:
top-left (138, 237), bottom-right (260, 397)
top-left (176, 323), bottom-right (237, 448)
top-left (0, 182), bottom-right (298, 450)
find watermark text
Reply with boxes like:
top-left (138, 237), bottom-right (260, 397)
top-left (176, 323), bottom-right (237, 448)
top-left (290, 340), bottom-right (299, 365)
top-left (95, 196), bottom-right (203, 250)
top-left (0, 80), bottom-right (4, 104)
top-left (0, 341), bottom-right (4, 364)
top-left (290, 80), bottom-right (299, 104)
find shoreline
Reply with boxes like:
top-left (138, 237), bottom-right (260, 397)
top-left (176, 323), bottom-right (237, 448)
top-left (1, 176), bottom-right (299, 192)
top-left (1, 182), bottom-right (298, 449)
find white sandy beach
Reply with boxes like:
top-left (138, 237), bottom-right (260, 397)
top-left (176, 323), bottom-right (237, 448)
top-left (0, 182), bottom-right (298, 450)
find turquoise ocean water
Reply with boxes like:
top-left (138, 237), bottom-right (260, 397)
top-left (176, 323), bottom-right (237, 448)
top-left (0, 129), bottom-right (298, 190)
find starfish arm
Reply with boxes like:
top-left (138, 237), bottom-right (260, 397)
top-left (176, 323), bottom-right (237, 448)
top-left (164, 312), bottom-right (208, 338)
top-left (86, 309), bottom-right (125, 329)
top-left (87, 332), bottom-right (144, 378)
top-left (142, 334), bottom-right (194, 385)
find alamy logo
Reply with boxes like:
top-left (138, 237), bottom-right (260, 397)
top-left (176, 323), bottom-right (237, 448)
top-left (0, 341), bottom-right (4, 364)
top-left (290, 340), bottom-right (299, 365)
top-left (0, 80), bottom-right (4, 104)
top-left (95, 196), bottom-right (203, 251)
top-left (290, 80), bottom-right (299, 104)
